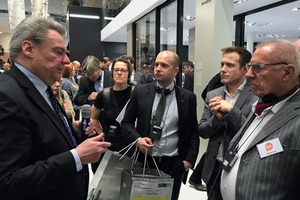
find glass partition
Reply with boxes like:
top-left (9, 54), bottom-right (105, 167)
top-left (135, 11), bottom-right (156, 71)
top-left (160, 1), bottom-right (177, 52)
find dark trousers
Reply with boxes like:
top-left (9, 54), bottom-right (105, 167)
top-left (207, 162), bottom-right (223, 200)
top-left (147, 155), bottom-right (186, 200)
top-left (189, 152), bottom-right (206, 184)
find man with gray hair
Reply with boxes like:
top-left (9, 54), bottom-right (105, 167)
top-left (0, 17), bottom-right (111, 200)
top-left (221, 39), bottom-right (300, 200)
top-left (74, 55), bottom-right (113, 106)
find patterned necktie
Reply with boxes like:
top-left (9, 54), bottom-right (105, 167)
top-left (46, 86), bottom-right (78, 146)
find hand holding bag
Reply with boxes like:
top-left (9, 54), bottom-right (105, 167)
top-left (88, 139), bottom-right (141, 200)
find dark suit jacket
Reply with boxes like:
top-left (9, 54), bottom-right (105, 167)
top-left (198, 81), bottom-right (258, 184)
top-left (121, 82), bottom-right (199, 166)
top-left (74, 70), bottom-right (112, 106)
top-left (227, 90), bottom-right (300, 199)
top-left (0, 65), bottom-right (87, 200)
top-left (183, 70), bottom-right (194, 92)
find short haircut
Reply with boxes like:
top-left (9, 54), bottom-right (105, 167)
top-left (221, 46), bottom-right (252, 68)
top-left (112, 57), bottom-right (132, 83)
top-left (82, 55), bottom-right (100, 76)
top-left (183, 61), bottom-right (194, 69)
top-left (256, 39), bottom-right (300, 71)
top-left (9, 17), bottom-right (66, 62)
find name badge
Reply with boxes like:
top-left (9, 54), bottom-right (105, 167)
top-left (256, 138), bottom-right (283, 158)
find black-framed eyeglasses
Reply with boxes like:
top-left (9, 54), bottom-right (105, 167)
top-left (245, 62), bottom-right (288, 73)
top-left (113, 68), bottom-right (128, 73)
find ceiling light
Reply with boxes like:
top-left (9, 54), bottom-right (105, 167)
top-left (292, 7), bottom-right (300, 11)
top-left (245, 21), bottom-right (272, 27)
top-left (69, 14), bottom-right (100, 19)
top-left (104, 17), bottom-right (114, 21)
top-left (234, 0), bottom-right (250, 4)
top-left (183, 16), bottom-right (195, 21)
top-left (256, 34), bottom-right (285, 38)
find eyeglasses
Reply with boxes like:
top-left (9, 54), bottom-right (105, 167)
top-left (245, 62), bottom-right (288, 73)
top-left (113, 68), bottom-right (128, 73)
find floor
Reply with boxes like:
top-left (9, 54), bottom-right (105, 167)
top-left (178, 169), bottom-right (207, 200)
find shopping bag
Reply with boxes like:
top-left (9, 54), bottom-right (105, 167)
top-left (88, 140), bottom-right (141, 200)
top-left (120, 154), bottom-right (174, 200)
top-left (120, 168), bottom-right (174, 200)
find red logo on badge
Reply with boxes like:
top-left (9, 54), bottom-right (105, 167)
top-left (265, 142), bottom-right (273, 151)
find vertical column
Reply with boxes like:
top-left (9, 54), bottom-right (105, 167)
top-left (31, 0), bottom-right (48, 17)
top-left (246, 32), bottom-right (254, 53)
top-left (7, 0), bottom-right (25, 31)
top-left (193, 0), bottom-right (234, 155)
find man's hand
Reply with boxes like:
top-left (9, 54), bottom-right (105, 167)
top-left (183, 160), bottom-right (192, 170)
top-left (72, 118), bottom-right (97, 138)
top-left (137, 137), bottom-right (154, 155)
top-left (209, 96), bottom-right (233, 120)
top-left (76, 134), bottom-right (111, 164)
top-left (89, 92), bottom-right (98, 101)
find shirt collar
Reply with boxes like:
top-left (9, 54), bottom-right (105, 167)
top-left (14, 62), bottom-right (48, 94)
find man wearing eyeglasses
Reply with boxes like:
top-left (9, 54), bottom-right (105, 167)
top-left (74, 55), bottom-right (113, 106)
top-left (198, 46), bottom-right (258, 200)
top-left (220, 40), bottom-right (300, 200)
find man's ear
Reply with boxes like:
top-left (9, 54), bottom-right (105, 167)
top-left (282, 64), bottom-right (295, 81)
top-left (22, 40), bottom-right (34, 57)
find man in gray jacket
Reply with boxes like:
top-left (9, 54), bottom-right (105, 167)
top-left (198, 46), bottom-right (257, 200)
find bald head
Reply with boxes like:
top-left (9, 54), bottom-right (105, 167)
top-left (295, 39), bottom-right (300, 52)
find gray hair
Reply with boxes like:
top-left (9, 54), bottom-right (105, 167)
top-left (81, 55), bottom-right (100, 76)
top-left (256, 39), bottom-right (300, 70)
top-left (9, 17), bottom-right (66, 61)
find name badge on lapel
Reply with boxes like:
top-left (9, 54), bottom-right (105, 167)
top-left (256, 138), bottom-right (283, 158)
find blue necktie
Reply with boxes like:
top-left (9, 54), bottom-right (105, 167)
top-left (47, 86), bottom-right (78, 147)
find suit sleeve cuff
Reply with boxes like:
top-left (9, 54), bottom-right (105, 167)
top-left (70, 149), bottom-right (83, 171)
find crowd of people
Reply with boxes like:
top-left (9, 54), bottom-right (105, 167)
top-left (1, 16), bottom-right (300, 200)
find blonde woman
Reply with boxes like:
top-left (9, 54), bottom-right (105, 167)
top-left (51, 79), bottom-right (75, 123)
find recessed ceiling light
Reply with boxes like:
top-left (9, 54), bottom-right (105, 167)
top-left (183, 16), bottom-right (195, 21)
top-left (234, 0), bottom-right (250, 4)
top-left (256, 34), bottom-right (285, 38)
top-left (291, 7), bottom-right (300, 11)
top-left (245, 21), bottom-right (272, 27)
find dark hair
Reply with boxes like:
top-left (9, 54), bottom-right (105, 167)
top-left (111, 57), bottom-right (132, 83)
top-left (100, 56), bottom-right (110, 63)
top-left (221, 46), bottom-right (252, 68)
top-left (125, 56), bottom-right (135, 65)
top-left (183, 61), bottom-right (194, 69)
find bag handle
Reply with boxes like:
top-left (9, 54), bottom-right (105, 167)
top-left (118, 139), bottom-right (140, 168)
top-left (143, 149), bottom-right (162, 177)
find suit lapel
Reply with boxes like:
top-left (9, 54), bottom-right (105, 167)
top-left (175, 86), bottom-right (185, 131)
top-left (234, 82), bottom-right (252, 109)
top-left (8, 66), bottom-right (75, 147)
top-left (246, 92), bottom-right (300, 150)
top-left (144, 83), bottom-right (156, 129)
